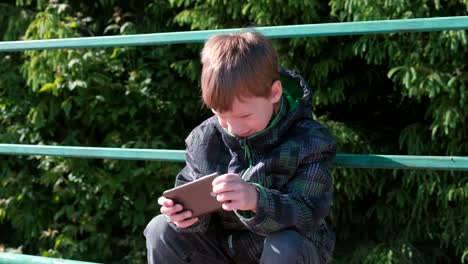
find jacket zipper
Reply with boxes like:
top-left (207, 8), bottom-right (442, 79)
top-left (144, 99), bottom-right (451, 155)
top-left (229, 139), bottom-right (253, 254)
top-left (240, 139), bottom-right (253, 179)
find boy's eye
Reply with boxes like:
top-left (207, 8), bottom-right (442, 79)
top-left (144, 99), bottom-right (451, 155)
top-left (240, 114), bottom-right (251, 119)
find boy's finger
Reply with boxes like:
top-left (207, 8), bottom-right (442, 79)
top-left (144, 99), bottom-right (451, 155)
top-left (213, 178), bottom-right (246, 193)
top-left (157, 196), bottom-right (174, 207)
top-left (157, 196), bottom-right (165, 205)
top-left (212, 181), bottom-right (234, 194)
top-left (163, 199), bottom-right (174, 207)
top-left (169, 210), bottom-right (193, 222)
top-left (212, 173), bottom-right (240, 185)
top-left (160, 204), bottom-right (183, 215)
top-left (222, 200), bottom-right (240, 211)
top-left (216, 191), bottom-right (240, 203)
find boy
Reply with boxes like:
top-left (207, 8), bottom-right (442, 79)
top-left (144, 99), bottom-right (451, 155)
top-left (144, 31), bottom-right (336, 264)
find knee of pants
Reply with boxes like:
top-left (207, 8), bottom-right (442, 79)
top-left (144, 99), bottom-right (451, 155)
top-left (263, 230), bottom-right (304, 257)
top-left (144, 214), bottom-right (171, 249)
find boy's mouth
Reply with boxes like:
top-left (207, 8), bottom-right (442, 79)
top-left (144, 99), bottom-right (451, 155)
top-left (237, 131), bottom-right (252, 138)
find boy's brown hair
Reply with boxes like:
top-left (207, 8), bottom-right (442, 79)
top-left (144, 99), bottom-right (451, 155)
top-left (200, 31), bottom-right (279, 112)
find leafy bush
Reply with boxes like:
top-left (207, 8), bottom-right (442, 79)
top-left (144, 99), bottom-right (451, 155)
top-left (0, 0), bottom-right (466, 263)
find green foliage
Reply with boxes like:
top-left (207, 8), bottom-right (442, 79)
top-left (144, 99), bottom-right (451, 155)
top-left (1, 1), bottom-right (204, 262)
top-left (0, 3), bottom-right (34, 41)
top-left (0, 0), bottom-right (467, 263)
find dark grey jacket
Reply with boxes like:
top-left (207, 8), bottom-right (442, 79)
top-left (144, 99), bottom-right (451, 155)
top-left (170, 67), bottom-right (336, 262)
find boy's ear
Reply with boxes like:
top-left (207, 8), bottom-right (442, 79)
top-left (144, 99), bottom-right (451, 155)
top-left (269, 80), bottom-right (282, 103)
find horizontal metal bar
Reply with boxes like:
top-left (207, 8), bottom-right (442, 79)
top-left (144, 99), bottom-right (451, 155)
top-left (1, 16), bottom-right (468, 52)
top-left (0, 144), bottom-right (185, 162)
top-left (0, 253), bottom-right (101, 264)
top-left (0, 144), bottom-right (467, 171)
top-left (335, 154), bottom-right (468, 171)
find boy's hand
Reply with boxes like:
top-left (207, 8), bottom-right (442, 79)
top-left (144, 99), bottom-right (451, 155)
top-left (158, 196), bottom-right (199, 228)
top-left (212, 173), bottom-right (258, 212)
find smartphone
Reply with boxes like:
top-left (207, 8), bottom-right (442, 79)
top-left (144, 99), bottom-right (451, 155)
top-left (162, 172), bottom-right (222, 217)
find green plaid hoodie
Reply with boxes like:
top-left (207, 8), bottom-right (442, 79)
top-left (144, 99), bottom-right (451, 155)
top-left (170, 67), bottom-right (336, 262)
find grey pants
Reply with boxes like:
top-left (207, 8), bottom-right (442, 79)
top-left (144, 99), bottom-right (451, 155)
top-left (144, 215), bottom-right (320, 264)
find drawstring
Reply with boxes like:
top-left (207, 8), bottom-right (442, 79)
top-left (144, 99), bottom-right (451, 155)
top-left (228, 234), bottom-right (234, 254)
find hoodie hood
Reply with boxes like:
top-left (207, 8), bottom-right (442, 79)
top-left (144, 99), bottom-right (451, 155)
top-left (279, 66), bottom-right (313, 118)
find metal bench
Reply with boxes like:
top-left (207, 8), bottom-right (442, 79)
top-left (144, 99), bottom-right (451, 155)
top-left (1, 16), bottom-right (467, 264)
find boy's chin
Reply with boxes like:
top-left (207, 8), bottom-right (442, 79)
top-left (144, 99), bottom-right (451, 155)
top-left (236, 131), bottom-right (254, 138)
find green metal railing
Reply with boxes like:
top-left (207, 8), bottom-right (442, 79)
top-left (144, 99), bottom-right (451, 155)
top-left (0, 144), bottom-right (467, 171)
top-left (0, 253), bottom-right (99, 264)
top-left (1, 16), bottom-right (468, 264)
top-left (1, 16), bottom-right (468, 52)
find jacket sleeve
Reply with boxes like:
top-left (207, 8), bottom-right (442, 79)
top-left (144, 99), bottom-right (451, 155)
top-left (235, 139), bottom-right (336, 236)
top-left (167, 134), bottom-right (212, 233)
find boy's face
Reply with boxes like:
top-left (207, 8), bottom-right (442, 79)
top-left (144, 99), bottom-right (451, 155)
top-left (212, 81), bottom-right (282, 138)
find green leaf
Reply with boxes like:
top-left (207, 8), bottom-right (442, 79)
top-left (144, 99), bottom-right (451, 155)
top-left (387, 66), bottom-right (405, 79)
top-left (39, 82), bottom-right (56, 93)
